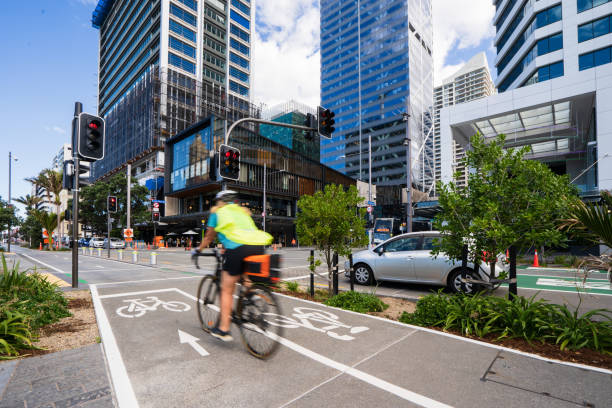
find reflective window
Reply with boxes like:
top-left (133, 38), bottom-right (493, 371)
top-left (230, 24), bottom-right (250, 42)
top-left (230, 38), bottom-right (249, 56)
top-left (578, 15), bottom-right (612, 42)
top-left (170, 126), bottom-right (213, 192)
top-left (579, 46), bottom-right (612, 70)
top-left (578, 0), bottom-right (612, 13)
top-left (230, 80), bottom-right (249, 96)
top-left (169, 36), bottom-right (196, 58)
top-left (175, 0), bottom-right (197, 12)
top-left (170, 4), bottom-right (197, 27)
top-left (231, 0), bottom-right (250, 15)
top-left (383, 237), bottom-right (421, 252)
top-left (537, 32), bottom-right (563, 56)
top-left (422, 237), bottom-right (439, 251)
top-left (229, 66), bottom-right (249, 82)
top-left (230, 52), bottom-right (249, 69)
top-left (230, 9), bottom-right (250, 30)
top-left (169, 20), bottom-right (196, 42)
top-left (168, 52), bottom-right (196, 74)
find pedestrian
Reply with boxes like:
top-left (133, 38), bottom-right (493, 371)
top-left (291, 238), bottom-right (296, 247)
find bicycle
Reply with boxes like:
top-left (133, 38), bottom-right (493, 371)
top-left (193, 249), bottom-right (283, 359)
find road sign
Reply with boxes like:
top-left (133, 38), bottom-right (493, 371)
top-left (367, 206), bottom-right (373, 213)
top-left (152, 200), bottom-right (165, 204)
top-left (123, 228), bottom-right (133, 239)
top-left (367, 201), bottom-right (375, 206)
top-left (153, 202), bottom-right (160, 209)
top-left (153, 207), bottom-right (160, 213)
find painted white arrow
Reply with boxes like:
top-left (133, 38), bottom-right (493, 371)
top-left (178, 329), bottom-right (209, 356)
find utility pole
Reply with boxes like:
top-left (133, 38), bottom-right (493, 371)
top-left (403, 105), bottom-right (412, 233)
top-left (7, 152), bottom-right (14, 252)
top-left (71, 102), bottom-right (82, 288)
top-left (127, 163), bottom-right (131, 231)
top-left (263, 163), bottom-right (266, 232)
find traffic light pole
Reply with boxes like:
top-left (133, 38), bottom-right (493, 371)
top-left (225, 118), bottom-right (324, 145)
top-left (107, 210), bottom-right (111, 258)
top-left (71, 102), bottom-right (82, 288)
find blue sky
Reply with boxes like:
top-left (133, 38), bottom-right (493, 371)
top-left (1, 0), bottom-right (496, 216)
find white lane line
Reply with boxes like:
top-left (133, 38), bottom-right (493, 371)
top-left (269, 331), bottom-right (450, 408)
top-left (90, 285), bottom-right (139, 407)
top-left (20, 253), bottom-right (66, 274)
top-left (99, 287), bottom-right (178, 299)
top-left (504, 286), bottom-right (612, 297)
top-left (94, 276), bottom-right (200, 286)
top-left (283, 274), bottom-right (312, 281)
top-left (96, 265), bottom-right (105, 269)
top-left (281, 265), bottom-right (311, 269)
top-left (275, 293), bottom-right (612, 375)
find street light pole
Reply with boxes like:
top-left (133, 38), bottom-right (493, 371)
top-left (7, 152), bottom-right (16, 252)
top-left (403, 112), bottom-right (412, 233)
top-left (263, 163), bottom-right (266, 232)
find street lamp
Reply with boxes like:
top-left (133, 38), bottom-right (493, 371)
top-left (262, 163), bottom-right (286, 232)
top-left (7, 152), bottom-right (18, 252)
top-left (402, 112), bottom-right (412, 233)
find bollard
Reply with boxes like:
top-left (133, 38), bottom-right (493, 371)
top-left (82, 247), bottom-right (86, 256)
top-left (309, 249), bottom-right (315, 297)
top-left (132, 251), bottom-right (138, 263)
top-left (89, 247), bottom-right (93, 256)
top-left (150, 252), bottom-right (157, 265)
top-left (118, 250), bottom-right (123, 261)
top-left (349, 253), bottom-right (354, 292)
top-left (97, 247), bottom-right (102, 257)
top-left (333, 252), bottom-right (339, 296)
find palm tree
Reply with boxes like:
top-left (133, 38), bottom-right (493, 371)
top-left (560, 191), bottom-right (612, 282)
top-left (14, 195), bottom-right (43, 214)
top-left (31, 210), bottom-right (63, 250)
top-left (26, 169), bottom-right (63, 247)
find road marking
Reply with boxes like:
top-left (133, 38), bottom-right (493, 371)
top-left (281, 265), bottom-right (311, 269)
top-left (39, 273), bottom-right (70, 287)
top-left (96, 265), bottom-right (105, 269)
top-left (283, 274), bottom-right (311, 281)
top-left (267, 331), bottom-right (451, 408)
top-left (94, 276), bottom-right (199, 286)
top-left (20, 253), bottom-right (66, 274)
top-left (274, 293), bottom-right (612, 375)
top-left (178, 330), bottom-right (209, 356)
top-left (90, 285), bottom-right (140, 408)
top-left (536, 277), bottom-right (611, 290)
top-left (99, 288), bottom-right (177, 299)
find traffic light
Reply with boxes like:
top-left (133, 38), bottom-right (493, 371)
top-left (318, 106), bottom-right (335, 138)
top-left (108, 196), bottom-right (117, 213)
top-left (77, 112), bottom-right (105, 161)
top-left (218, 144), bottom-right (240, 181)
top-left (152, 212), bottom-right (160, 222)
top-left (304, 113), bottom-right (316, 141)
top-left (62, 160), bottom-right (92, 191)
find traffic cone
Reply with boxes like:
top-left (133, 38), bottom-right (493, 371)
top-left (135, 242), bottom-right (138, 250)
top-left (39, 242), bottom-right (42, 250)
top-left (506, 249), bottom-right (510, 263)
top-left (533, 250), bottom-right (540, 267)
top-left (147, 243), bottom-right (151, 250)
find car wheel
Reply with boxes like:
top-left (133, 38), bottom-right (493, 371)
top-left (447, 269), bottom-right (478, 294)
top-left (353, 263), bottom-right (374, 285)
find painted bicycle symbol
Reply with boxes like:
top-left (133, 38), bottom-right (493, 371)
top-left (116, 296), bottom-right (191, 318)
top-left (264, 307), bottom-right (369, 341)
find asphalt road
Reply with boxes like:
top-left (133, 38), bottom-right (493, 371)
top-left (6, 246), bottom-right (612, 407)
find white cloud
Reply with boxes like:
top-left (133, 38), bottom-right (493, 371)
top-left (252, 0), bottom-right (320, 108)
top-left (252, 1), bottom-right (496, 105)
top-left (432, 0), bottom-right (495, 84)
top-left (44, 126), bottom-right (66, 135)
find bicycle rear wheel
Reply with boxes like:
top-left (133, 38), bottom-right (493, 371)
top-left (237, 285), bottom-right (283, 359)
top-left (197, 275), bottom-right (220, 332)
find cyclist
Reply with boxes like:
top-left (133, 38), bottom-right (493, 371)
top-left (192, 190), bottom-right (273, 341)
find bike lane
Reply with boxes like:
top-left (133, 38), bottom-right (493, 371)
top-left (91, 279), bottom-right (612, 408)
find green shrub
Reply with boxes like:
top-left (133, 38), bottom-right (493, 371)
top-left (324, 291), bottom-right (388, 313)
top-left (399, 291), bottom-right (612, 353)
top-left (0, 255), bottom-right (70, 358)
top-left (553, 255), bottom-right (567, 265)
top-left (284, 281), bottom-right (299, 293)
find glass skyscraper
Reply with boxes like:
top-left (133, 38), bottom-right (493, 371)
top-left (319, 0), bottom-right (434, 192)
top-left (90, 0), bottom-right (254, 184)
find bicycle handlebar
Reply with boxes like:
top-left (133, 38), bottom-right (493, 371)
top-left (192, 249), bottom-right (222, 270)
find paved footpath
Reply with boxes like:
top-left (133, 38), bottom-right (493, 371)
top-left (0, 344), bottom-right (114, 408)
top-left (90, 278), bottom-right (611, 408)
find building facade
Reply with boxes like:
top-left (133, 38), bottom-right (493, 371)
top-left (433, 53), bottom-right (495, 192)
top-left (319, 0), bottom-right (434, 194)
top-left (90, 0), bottom-right (254, 191)
top-left (440, 0), bottom-right (612, 195)
top-left (260, 101), bottom-right (320, 162)
top-left (164, 116), bottom-right (355, 245)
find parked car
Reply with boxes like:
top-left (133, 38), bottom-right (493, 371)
top-left (103, 238), bottom-right (125, 249)
top-left (89, 237), bottom-right (105, 248)
top-left (78, 238), bottom-right (91, 247)
top-left (345, 232), bottom-right (508, 293)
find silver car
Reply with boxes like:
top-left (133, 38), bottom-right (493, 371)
top-left (103, 238), bottom-right (125, 249)
top-left (345, 232), bottom-right (507, 293)
top-left (89, 237), bottom-right (105, 248)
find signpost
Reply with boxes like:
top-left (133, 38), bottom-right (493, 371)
top-left (123, 228), bottom-right (133, 243)
top-left (367, 206), bottom-right (373, 213)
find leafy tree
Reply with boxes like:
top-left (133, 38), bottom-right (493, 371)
top-left (31, 210), bottom-right (63, 250)
top-left (13, 195), bottom-right (43, 213)
top-left (77, 173), bottom-right (150, 235)
top-left (296, 184), bottom-right (368, 293)
top-left (0, 199), bottom-right (19, 242)
top-left (26, 169), bottom-right (63, 242)
top-left (433, 134), bottom-right (576, 296)
top-left (15, 195), bottom-right (44, 248)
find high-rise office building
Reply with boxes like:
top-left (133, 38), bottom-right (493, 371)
top-left (433, 53), bottom-right (494, 192)
top-left (319, 0), bottom-right (434, 194)
top-left (440, 0), bottom-right (612, 195)
top-left (90, 0), bottom-right (255, 187)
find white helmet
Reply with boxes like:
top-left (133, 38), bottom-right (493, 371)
top-left (215, 190), bottom-right (238, 202)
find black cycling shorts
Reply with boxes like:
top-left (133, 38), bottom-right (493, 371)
top-left (223, 245), bottom-right (265, 276)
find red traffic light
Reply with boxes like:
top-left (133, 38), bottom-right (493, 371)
top-left (88, 121), bottom-right (100, 130)
top-left (225, 151), bottom-right (231, 158)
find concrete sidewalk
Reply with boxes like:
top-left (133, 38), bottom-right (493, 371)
top-left (0, 344), bottom-right (115, 408)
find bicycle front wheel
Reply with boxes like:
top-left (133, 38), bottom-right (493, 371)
top-left (237, 285), bottom-right (283, 359)
top-left (197, 275), bottom-right (220, 332)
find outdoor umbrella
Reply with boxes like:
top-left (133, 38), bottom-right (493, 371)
top-left (166, 232), bottom-right (178, 236)
top-left (182, 230), bottom-right (198, 235)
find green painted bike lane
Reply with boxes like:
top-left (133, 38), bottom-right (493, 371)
top-left (505, 274), bottom-right (612, 295)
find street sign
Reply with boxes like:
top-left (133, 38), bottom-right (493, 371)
top-left (153, 202), bottom-right (160, 208)
top-left (152, 200), bottom-right (165, 204)
top-left (123, 228), bottom-right (134, 239)
top-left (153, 207), bottom-right (160, 213)
top-left (367, 206), bottom-right (373, 213)
top-left (367, 201), bottom-right (375, 206)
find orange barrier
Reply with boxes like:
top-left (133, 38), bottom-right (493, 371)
top-left (39, 243), bottom-right (42, 250)
top-left (533, 250), bottom-right (540, 267)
